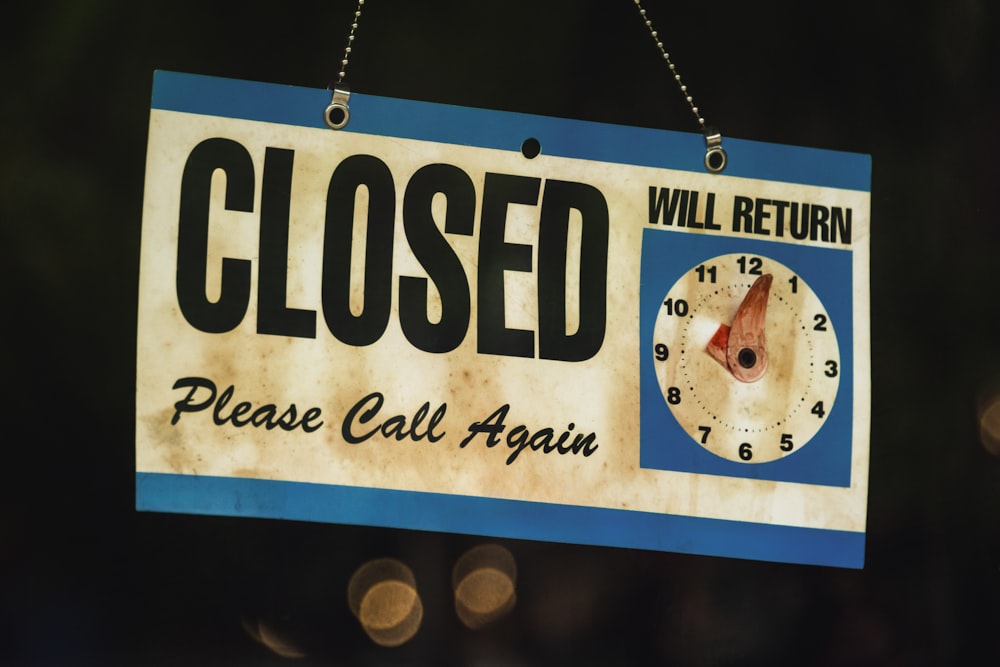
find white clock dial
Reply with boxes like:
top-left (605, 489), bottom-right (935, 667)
top-left (652, 253), bottom-right (840, 463)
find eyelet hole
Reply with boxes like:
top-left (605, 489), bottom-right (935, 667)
top-left (521, 137), bottom-right (541, 159)
top-left (325, 104), bottom-right (349, 130)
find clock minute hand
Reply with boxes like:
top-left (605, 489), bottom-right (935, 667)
top-left (726, 273), bottom-right (773, 383)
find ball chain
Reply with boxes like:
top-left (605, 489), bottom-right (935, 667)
top-left (632, 0), bottom-right (705, 130)
top-left (336, 0), bottom-right (365, 84)
top-left (328, 0), bottom-right (725, 169)
top-left (335, 1), bottom-right (706, 130)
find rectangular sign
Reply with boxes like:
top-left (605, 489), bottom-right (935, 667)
top-left (137, 71), bottom-right (871, 567)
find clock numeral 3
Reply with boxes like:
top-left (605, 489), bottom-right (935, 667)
top-left (824, 360), bottom-right (838, 377)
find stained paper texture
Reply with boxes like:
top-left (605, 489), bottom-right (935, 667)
top-left (137, 71), bottom-right (871, 567)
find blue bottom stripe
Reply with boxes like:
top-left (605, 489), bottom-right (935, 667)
top-left (135, 473), bottom-right (864, 568)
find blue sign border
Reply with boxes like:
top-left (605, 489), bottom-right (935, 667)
top-left (139, 71), bottom-right (870, 568)
top-left (150, 70), bottom-right (871, 191)
top-left (137, 472), bottom-right (865, 568)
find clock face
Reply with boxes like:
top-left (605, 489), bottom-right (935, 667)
top-left (652, 253), bottom-right (840, 463)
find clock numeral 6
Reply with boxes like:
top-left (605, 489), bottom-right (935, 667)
top-left (666, 386), bottom-right (681, 404)
top-left (739, 442), bottom-right (753, 461)
top-left (654, 343), bottom-right (669, 361)
top-left (780, 434), bottom-right (794, 451)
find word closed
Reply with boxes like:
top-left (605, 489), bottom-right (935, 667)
top-left (177, 138), bottom-right (611, 361)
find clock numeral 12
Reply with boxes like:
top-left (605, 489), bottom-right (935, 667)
top-left (737, 256), bottom-right (763, 275)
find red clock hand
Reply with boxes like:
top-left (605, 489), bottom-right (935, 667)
top-left (705, 274), bottom-right (773, 383)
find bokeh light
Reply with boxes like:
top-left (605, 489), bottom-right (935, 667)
top-left (452, 544), bottom-right (517, 629)
top-left (978, 384), bottom-right (1000, 456)
top-left (347, 558), bottom-right (423, 647)
top-left (241, 616), bottom-right (307, 659)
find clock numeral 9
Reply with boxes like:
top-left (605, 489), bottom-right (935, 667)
top-left (666, 387), bottom-right (681, 404)
top-left (739, 442), bottom-right (753, 460)
top-left (654, 343), bottom-right (669, 361)
top-left (737, 255), bottom-right (763, 275)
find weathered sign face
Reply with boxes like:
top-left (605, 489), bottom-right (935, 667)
top-left (137, 71), bottom-right (871, 568)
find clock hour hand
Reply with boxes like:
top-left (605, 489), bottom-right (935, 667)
top-left (705, 274), bottom-right (773, 382)
top-left (705, 322), bottom-right (731, 369)
top-left (726, 273), bottom-right (772, 382)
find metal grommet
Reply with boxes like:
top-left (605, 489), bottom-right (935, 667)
top-left (704, 127), bottom-right (727, 173)
top-left (705, 146), bottom-right (727, 173)
top-left (324, 85), bottom-right (351, 130)
top-left (325, 103), bottom-right (350, 130)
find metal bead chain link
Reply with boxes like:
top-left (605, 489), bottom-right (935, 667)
top-left (336, 0), bottom-right (365, 84)
top-left (633, 0), bottom-right (726, 172)
top-left (328, 0), bottom-right (725, 169)
top-left (633, 0), bottom-right (705, 129)
top-left (325, 0), bottom-right (364, 129)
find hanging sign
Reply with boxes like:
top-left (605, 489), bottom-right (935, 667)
top-left (137, 71), bottom-right (871, 568)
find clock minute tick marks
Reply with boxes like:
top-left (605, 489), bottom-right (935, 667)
top-left (652, 253), bottom-right (841, 463)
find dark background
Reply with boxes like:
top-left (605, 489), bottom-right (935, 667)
top-left (3, 0), bottom-right (999, 664)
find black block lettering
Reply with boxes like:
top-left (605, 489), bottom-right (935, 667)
top-left (257, 147), bottom-right (317, 338)
top-left (477, 173), bottom-right (540, 358)
top-left (399, 163), bottom-right (476, 353)
top-left (321, 155), bottom-right (396, 346)
top-left (537, 179), bottom-right (608, 361)
top-left (177, 138), bottom-right (254, 333)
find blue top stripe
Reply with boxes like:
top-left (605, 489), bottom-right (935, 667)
top-left (152, 71), bottom-right (871, 192)
top-left (151, 70), bottom-right (870, 191)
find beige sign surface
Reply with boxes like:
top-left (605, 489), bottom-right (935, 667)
top-left (137, 72), bottom-right (871, 567)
